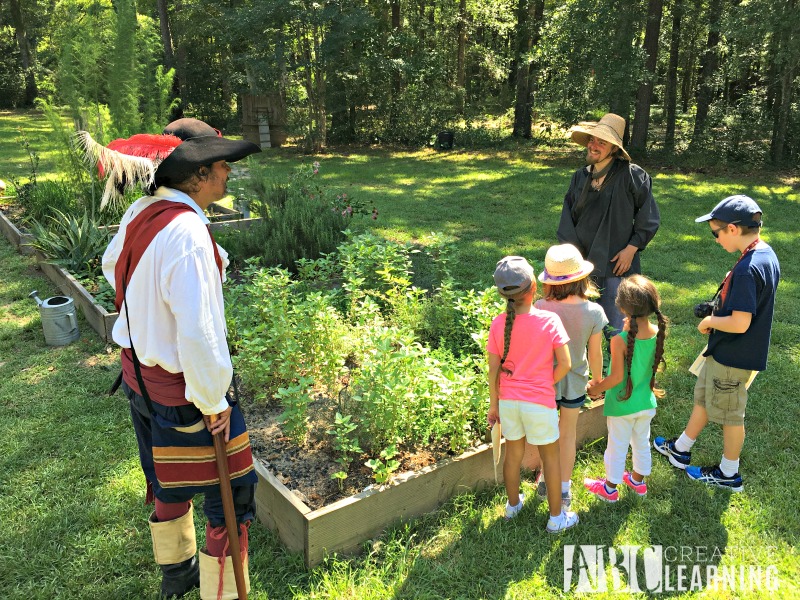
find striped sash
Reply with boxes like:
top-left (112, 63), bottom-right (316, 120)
top-left (150, 403), bottom-right (256, 490)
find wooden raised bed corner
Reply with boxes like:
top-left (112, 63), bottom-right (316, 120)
top-left (253, 400), bottom-right (606, 568)
top-left (0, 209), bottom-right (36, 255)
top-left (34, 250), bottom-right (118, 343)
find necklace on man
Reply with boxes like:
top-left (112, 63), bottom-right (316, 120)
top-left (590, 161), bottom-right (614, 191)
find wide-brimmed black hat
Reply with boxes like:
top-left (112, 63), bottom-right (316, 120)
top-left (154, 135), bottom-right (261, 186)
top-left (77, 117), bottom-right (261, 208)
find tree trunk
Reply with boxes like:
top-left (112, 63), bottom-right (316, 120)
top-left (681, 45), bottom-right (693, 113)
top-left (527, 0), bottom-right (545, 124)
top-left (770, 0), bottom-right (798, 164)
top-left (512, 0), bottom-right (544, 138)
top-left (664, 0), bottom-right (682, 151)
top-left (691, 0), bottom-right (724, 145)
top-left (389, 0), bottom-right (402, 131)
top-left (156, 0), bottom-right (175, 69)
top-left (770, 63), bottom-right (794, 164)
top-left (313, 22), bottom-right (326, 148)
top-left (173, 0), bottom-right (188, 110)
top-left (607, 1), bottom-right (642, 146)
top-left (512, 0), bottom-right (533, 138)
top-left (8, 0), bottom-right (37, 105)
top-left (456, 0), bottom-right (466, 88)
top-left (630, 0), bottom-right (664, 154)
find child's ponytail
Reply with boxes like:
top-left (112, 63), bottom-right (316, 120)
top-left (619, 316), bottom-right (638, 401)
top-left (500, 298), bottom-right (516, 375)
top-left (651, 309), bottom-right (668, 398)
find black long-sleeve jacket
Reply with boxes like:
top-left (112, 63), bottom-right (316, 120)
top-left (557, 158), bottom-right (660, 278)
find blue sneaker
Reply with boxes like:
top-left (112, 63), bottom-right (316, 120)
top-left (686, 465), bottom-right (743, 492)
top-left (653, 436), bottom-right (691, 470)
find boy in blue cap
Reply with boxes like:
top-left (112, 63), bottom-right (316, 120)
top-left (654, 195), bottom-right (780, 492)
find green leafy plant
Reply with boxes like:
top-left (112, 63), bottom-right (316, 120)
top-left (219, 162), bottom-right (373, 272)
top-left (29, 209), bottom-right (110, 277)
top-left (276, 376), bottom-right (314, 444)
top-left (226, 230), bottom-right (493, 464)
top-left (365, 444), bottom-right (400, 485)
top-left (327, 412), bottom-right (362, 490)
top-left (77, 275), bottom-right (116, 312)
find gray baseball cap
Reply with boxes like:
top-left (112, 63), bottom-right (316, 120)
top-left (494, 256), bottom-right (534, 298)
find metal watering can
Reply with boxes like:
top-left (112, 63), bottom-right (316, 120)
top-left (29, 290), bottom-right (80, 346)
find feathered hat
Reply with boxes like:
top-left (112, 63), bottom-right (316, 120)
top-left (78, 118), bottom-right (261, 209)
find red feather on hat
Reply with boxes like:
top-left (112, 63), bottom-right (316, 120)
top-left (77, 131), bottom-right (184, 210)
top-left (99, 134), bottom-right (183, 178)
top-left (106, 133), bottom-right (183, 159)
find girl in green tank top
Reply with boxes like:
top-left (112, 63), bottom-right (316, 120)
top-left (584, 275), bottom-right (668, 501)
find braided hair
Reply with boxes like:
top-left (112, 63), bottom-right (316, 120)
top-left (615, 275), bottom-right (667, 401)
top-left (500, 298), bottom-right (517, 375)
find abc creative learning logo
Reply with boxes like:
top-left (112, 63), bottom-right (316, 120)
top-left (563, 545), bottom-right (779, 593)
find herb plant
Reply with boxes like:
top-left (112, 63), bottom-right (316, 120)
top-left (226, 230), bottom-right (502, 484)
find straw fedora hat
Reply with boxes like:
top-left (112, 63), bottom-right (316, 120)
top-left (538, 244), bottom-right (594, 285)
top-left (568, 113), bottom-right (631, 161)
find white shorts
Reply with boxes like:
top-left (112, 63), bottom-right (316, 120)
top-left (499, 400), bottom-right (559, 445)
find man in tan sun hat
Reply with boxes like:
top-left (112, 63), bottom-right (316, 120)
top-left (557, 113), bottom-right (660, 338)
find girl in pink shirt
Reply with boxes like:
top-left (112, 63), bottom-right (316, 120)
top-left (487, 256), bottom-right (579, 533)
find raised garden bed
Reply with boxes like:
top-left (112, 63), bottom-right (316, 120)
top-left (0, 206), bottom-right (36, 255)
top-left (33, 250), bottom-right (118, 342)
top-left (253, 399), bottom-right (606, 568)
top-left (26, 204), bottom-right (264, 341)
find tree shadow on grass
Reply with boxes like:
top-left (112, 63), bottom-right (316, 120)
top-left (538, 459), bottom-right (733, 598)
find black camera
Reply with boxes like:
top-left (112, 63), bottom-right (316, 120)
top-left (693, 300), bottom-right (716, 319)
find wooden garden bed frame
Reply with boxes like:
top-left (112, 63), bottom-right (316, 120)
top-left (33, 250), bottom-right (118, 342)
top-left (253, 400), bottom-right (607, 568)
top-left (31, 214), bottom-right (264, 342)
top-left (0, 208), bottom-right (36, 255)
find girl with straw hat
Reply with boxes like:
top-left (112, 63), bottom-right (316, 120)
top-left (533, 244), bottom-right (608, 509)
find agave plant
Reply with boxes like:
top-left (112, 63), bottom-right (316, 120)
top-left (29, 209), bottom-right (110, 277)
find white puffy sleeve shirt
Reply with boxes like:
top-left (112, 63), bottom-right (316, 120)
top-left (102, 187), bottom-right (232, 415)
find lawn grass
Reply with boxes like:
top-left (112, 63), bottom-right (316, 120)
top-left (1, 109), bottom-right (799, 598)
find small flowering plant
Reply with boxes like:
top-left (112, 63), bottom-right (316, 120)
top-left (290, 162), bottom-right (375, 220)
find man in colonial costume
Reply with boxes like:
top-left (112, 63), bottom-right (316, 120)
top-left (557, 113), bottom-right (660, 338)
top-left (83, 118), bottom-right (260, 598)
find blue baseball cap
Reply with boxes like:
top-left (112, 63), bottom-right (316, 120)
top-left (695, 195), bottom-right (762, 227)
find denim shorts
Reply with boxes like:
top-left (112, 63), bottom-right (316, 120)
top-left (694, 355), bottom-right (753, 426)
top-left (498, 400), bottom-right (559, 445)
top-left (557, 395), bottom-right (587, 409)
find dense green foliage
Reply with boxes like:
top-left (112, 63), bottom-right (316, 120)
top-left (218, 161), bottom-right (372, 271)
top-left (226, 232), bottom-right (499, 465)
top-left (2, 0), bottom-right (799, 164)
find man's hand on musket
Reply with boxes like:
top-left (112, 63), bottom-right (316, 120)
top-left (204, 406), bottom-right (233, 442)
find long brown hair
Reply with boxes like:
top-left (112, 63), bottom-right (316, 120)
top-left (543, 276), bottom-right (600, 301)
top-left (614, 275), bottom-right (668, 400)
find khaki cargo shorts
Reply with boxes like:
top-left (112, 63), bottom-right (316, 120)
top-left (693, 355), bottom-right (755, 426)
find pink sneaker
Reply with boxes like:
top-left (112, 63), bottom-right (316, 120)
top-left (623, 471), bottom-right (647, 496)
top-left (584, 478), bottom-right (619, 502)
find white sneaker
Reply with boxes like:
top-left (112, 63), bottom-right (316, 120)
top-left (505, 493), bottom-right (525, 519)
top-left (546, 510), bottom-right (579, 533)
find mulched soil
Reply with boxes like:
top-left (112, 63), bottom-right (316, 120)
top-left (241, 388), bottom-right (466, 510)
